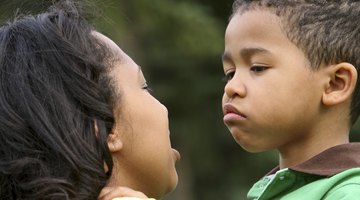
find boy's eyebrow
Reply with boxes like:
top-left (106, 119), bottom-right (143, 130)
top-left (240, 47), bottom-right (272, 59)
top-left (222, 52), bottom-right (232, 63)
top-left (222, 47), bottom-right (272, 62)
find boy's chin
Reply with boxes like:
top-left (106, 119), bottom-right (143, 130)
top-left (238, 143), bottom-right (271, 153)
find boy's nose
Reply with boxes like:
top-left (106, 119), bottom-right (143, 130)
top-left (224, 76), bottom-right (246, 98)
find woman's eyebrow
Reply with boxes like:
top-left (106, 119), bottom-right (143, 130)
top-left (137, 65), bottom-right (144, 81)
top-left (137, 65), bottom-right (143, 75)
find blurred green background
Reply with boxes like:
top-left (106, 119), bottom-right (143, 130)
top-left (1, 1), bottom-right (360, 200)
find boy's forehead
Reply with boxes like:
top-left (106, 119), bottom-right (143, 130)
top-left (223, 9), bottom-right (309, 66)
top-left (227, 10), bottom-right (281, 32)
top-left (225, 11), bottom-right (283, 48)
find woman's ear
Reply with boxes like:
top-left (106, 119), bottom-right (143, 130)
top-left (107, 133), bottom-right (123, 153)
top-left (94, 119), bottom-right (123, 152)
top-left (322, 62), bottom-right (357, 106)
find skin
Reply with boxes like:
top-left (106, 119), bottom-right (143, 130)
top-left (94, 32), bottom-right (180, 199)
top-left (222, 10), bottom-right (355, 168)
top-left (99, 187), bottom-right (150, 200)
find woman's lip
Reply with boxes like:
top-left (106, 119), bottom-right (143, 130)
top-left (172, 148), bottom-right (181, 161)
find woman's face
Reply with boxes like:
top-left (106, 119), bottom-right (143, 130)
top-left (94, 33), bottom-right (180, 199)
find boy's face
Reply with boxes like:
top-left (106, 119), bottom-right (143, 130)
top-left (222, 10), bottom-right (326, 153)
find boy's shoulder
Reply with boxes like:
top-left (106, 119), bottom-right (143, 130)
top-left (248, 143), bottom-right (360, 200)
top-left (324, 168), bottom-right (360, 199)
top-left (283, 168), bottom-right (360, 200)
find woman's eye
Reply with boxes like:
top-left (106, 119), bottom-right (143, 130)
top-left (142, 83), bottom-right (153, 92)
top-left (250, 65), bottom-right (268, 73)
top-left (222, 70), bottom-right (235, 82)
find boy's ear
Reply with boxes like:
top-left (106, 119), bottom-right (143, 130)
top-left (107, 132), bottom-right (123, 153)
top-left (322, 62), bottom-right (357, 106)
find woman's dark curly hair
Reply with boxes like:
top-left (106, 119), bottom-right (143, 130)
top-left (0, 1), bottom-right (117, 199)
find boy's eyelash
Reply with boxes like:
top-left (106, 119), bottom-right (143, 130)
top-left (222, 70), bottom-right (235, 82)
top-left (222, 65), bottom-right (268, 82)
top-left (250, 65), bottom-right (268, 72)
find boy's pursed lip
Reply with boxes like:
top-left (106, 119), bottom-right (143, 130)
top-left (223, 104), bottom-right (247, 122)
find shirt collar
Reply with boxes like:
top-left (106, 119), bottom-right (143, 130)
top-left (268, 143), bottom-right (360, 177)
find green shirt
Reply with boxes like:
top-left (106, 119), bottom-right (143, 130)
top-left (247, 143), bottom-right (360, 200)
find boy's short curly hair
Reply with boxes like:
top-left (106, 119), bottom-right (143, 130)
top-left (232, 0), bottom-right (360, 124)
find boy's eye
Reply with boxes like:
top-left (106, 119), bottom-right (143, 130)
top-left (222, 70), bottom-right (235, 82)
top-left (250, 65), bottom-right (268, 73)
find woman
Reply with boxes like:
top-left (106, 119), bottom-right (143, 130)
top-left (0, 1), bottom-right (179, 199)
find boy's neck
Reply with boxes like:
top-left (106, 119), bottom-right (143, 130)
top-left (278, 129), bottom-right (349, 169)
top-left (278, 141), bottom-right (348, 169)
top-left (278, 103), bottom-right (351, 169)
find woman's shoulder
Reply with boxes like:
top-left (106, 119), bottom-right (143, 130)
top-left (112, 197), bottom-right (156, 200)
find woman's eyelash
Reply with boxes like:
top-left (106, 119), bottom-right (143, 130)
top-left (142, 83), bottom-right (153, 92)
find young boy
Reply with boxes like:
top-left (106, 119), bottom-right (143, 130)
top-left (222, 0), bottom-right (360, 199)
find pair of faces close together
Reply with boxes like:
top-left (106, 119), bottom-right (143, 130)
top-left (2, 0), bottom-right (360, 199)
